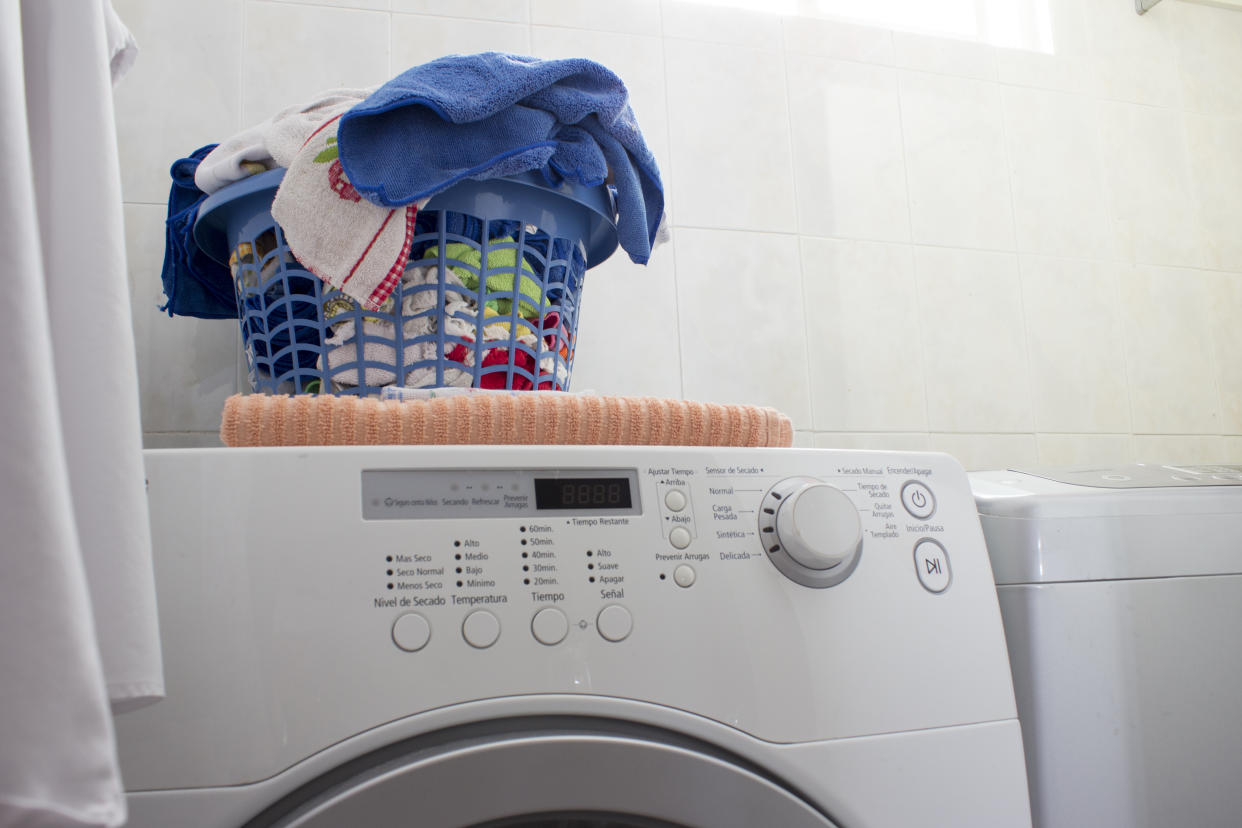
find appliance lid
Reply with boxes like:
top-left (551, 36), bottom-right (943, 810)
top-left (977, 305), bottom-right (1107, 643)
top-left (970, 466), bottom-right (1242, 584)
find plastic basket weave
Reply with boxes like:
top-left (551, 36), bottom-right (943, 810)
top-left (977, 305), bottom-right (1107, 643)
top-left (193, 168), bottom-right (618, 395)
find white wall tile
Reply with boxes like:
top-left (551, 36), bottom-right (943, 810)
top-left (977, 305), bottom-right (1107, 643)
top-left (1209, 272), bottom-right (1242, 433)
top-left (787, 56), bottom-right (909, 243)
top-left (979, 0), bottom-right (1079, 52)
top-left (1222, 437), bottom-right (1242, 462)
top-left (530, 27), bottom-right (669, 180)
top-left (1021, 0), bottom-right (1091, 54)
top-left (112, 0), bottom-right (242, 204)
top-left (664, 41), bottom-right (796, 232)
top-left (928, 433), bottom-right (1039, 472)
top-left (914, 246), bottom-right (1031, 433)
top-left (144, 432), bottom-right (225, 449)
top-left (124, 203), bottom-right (172, 317)
top-left (392, 0), bottom-right (528, 23)
top-left (1036, 434), bottom-right (1133, 467)
top-left (813, 432), bottom-right (931, 452)
top-left (674, 229), bottom-right (811, 425)
top-left (1131, 435), bottom-right (1226, 465)
top-left (241, 3), bottom-right (390, 126)
top-left (1170, 1), bottom-right (1242, 117)
top-left (571, 245), bottom-right (681, 399)
top-left (1185, 114), bottom-right (1242, 273)
top-left (661, 0), bottom-right (781, 49)
top-left (267, 0), bottom-right (388, 10)
top-left (898, 71), bottom-right (1015, 250)
top-left (125, 205), bottom-right (240, 433)
top-left (996, 49), bottom-right (1103, 97)
top-left (993, 0), bottom-right (1099, 94)
top-left (113, 0), bottom-right (1242, 455)
top-left (1019, 255), bottom-right (1131, 433)
top-left (801, 238), bottom-right (926, 431)
top-left (1081, 0), bottom-right (1181, 108)
top-left (781, 15), bottom-right (894, 64)
top-left (894, 31), bottom-right (998, 80)
top-left (1001, 86), bottom-right (1114, 260)
top-left (391, 14), bottom-right (531, 71)
top-left (805, 0), bottom-right (981, 41)
top-left (1119, 265), bottom-right (1223, 435)
top-left (1099, 101), bottom-right (1208, 269)
top-left (532, 0), bottom-right (660, 36)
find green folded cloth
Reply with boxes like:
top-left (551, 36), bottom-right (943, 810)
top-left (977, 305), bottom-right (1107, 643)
top-left (424, 237), bottom-right (543, 316)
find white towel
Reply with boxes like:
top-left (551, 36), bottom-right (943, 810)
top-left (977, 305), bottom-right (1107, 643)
top-left (193, 88), bottom-right (372, 195)
top-left (271, 113), bottom-right (428, 311)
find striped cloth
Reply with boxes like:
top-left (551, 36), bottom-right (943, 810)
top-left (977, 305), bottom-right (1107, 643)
top-left (220, 393), bottom-right (793, 448)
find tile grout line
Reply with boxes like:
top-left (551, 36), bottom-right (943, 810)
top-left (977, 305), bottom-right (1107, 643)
top-left (892, 63), bottom-right (934, 439)
top-left (779, 21), bottom-right (818, 432)
top-left (655, 0), bottom-right (687, 403)
top-left (994, 80), bottom-right (1040, 455)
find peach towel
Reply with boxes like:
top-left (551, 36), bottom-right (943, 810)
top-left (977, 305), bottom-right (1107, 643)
top-left (220, 393), bottom-right (793, 448)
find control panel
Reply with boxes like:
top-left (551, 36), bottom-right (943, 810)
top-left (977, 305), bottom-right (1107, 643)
top-left (125, 446), bottom-right (1017, 790)
top-left (358, 454), bottom-right (964, 652)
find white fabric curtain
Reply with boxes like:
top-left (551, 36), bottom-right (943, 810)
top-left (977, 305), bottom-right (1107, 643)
top-left (1, 1), bottom-right (164, 826)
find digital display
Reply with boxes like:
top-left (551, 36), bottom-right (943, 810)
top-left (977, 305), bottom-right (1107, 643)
top-left (362, 468), bottom-right (639, 519)
top-left (534, 477), bottom-right (633, 510)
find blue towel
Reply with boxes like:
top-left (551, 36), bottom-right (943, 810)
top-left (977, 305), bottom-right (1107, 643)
top-left (160, 145), bottom-right (239, 318)
top-left (337, 53), bottom-right (663, 266)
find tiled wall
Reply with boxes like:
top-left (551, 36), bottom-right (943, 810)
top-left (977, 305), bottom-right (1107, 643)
top-left (113, 0), bottom-right (1242, 469)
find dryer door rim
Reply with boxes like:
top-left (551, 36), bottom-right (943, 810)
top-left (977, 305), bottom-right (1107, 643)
top-left (244, 715), bottom-right (839, 828)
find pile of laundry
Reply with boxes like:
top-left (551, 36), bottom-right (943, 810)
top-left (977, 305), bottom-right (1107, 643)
top-left (161, 52), bottom-right (665, 393)
top-left (316, 231), bottom-right (578, 391)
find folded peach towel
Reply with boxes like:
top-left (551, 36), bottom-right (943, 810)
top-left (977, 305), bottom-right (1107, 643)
top-left (220, 393), bottom-right (793, 447)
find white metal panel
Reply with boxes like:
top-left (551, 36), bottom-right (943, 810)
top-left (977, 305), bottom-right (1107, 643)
top-left (998, 578), bottom-right (1242, 828)
top-left (115, 446), bottom-right (1030, 827)
top-left (972, 470), bottom-right (1242, 583)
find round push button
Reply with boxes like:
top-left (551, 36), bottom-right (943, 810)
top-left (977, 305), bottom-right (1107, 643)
top-left (914, 539), bottom-right (951, 594)
top-left (462, 610), bottom-right (501, 649)
top-left (531, 607), bottom-right (569, 646)
top-left (673, 564), bottom-right (696, 588)
top-left (669, 526), bottom-right (692, 549)
top-left (392, 612), bottom-right (431, 652)
top-left (900, 481), bottom-right (936, 520)
top-left (664, 489), bottom-right (687, 512)
top-left (596, 604), bottom-right (633, 642)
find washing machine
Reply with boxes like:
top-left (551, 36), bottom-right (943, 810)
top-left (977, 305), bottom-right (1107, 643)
top-left (115, 446), bottom-right (1031, 827)
top-left (971, 464), bottom-right (1242, 828)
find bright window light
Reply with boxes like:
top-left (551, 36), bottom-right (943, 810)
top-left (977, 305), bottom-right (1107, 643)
top-left (681, 0), bottom-right (1057, 54)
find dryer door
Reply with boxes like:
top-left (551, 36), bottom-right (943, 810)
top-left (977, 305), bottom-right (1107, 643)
top-left (244, 718), bottom-right (838, 827)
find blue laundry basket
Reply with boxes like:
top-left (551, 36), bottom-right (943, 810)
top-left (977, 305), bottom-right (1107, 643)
top-left (193, 168), bottom-right (618, 395)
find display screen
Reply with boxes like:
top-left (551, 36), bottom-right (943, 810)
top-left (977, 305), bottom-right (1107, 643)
top-left (534, 477), bottom-right (633, 510)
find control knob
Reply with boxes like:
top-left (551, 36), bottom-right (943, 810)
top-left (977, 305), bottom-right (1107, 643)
top-left (758, 477), bottom-right (863, 588)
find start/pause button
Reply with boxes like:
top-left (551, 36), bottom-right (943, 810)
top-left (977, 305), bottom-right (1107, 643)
top-left (914, 539), bottom-right (951, 594)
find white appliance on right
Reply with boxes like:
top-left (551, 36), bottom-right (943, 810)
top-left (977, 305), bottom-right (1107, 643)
top-left (971, 464), bottom-right (1242, 828)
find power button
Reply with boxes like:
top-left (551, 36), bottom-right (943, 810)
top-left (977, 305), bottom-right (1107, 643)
top-left (901, 481), bottom-right (936, 520)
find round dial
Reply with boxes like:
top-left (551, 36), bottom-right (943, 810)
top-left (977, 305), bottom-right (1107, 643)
top-left (758, 477), bottom-right (863, 588)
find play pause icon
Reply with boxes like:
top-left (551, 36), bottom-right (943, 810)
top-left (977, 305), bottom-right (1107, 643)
top-left (915, 539), bottom-right (951, 594)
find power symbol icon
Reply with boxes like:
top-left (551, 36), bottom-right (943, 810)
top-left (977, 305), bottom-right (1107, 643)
top-left (901, 481), bottom-right (936, 520)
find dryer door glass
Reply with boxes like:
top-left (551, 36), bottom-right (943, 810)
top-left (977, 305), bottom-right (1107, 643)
top-left (245, 718), bottom-right (838, 828)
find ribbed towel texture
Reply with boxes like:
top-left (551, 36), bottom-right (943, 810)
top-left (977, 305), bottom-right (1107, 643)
top-left (337, 52), bottom-right (664, 265)
top-left (221, 393), bottom-right (793, 448)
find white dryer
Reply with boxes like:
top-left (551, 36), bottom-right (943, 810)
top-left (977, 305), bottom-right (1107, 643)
top-left (972, 464), bottom-right (1242, 828)
top-left (116, 446), bottom-right (1030, 827)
